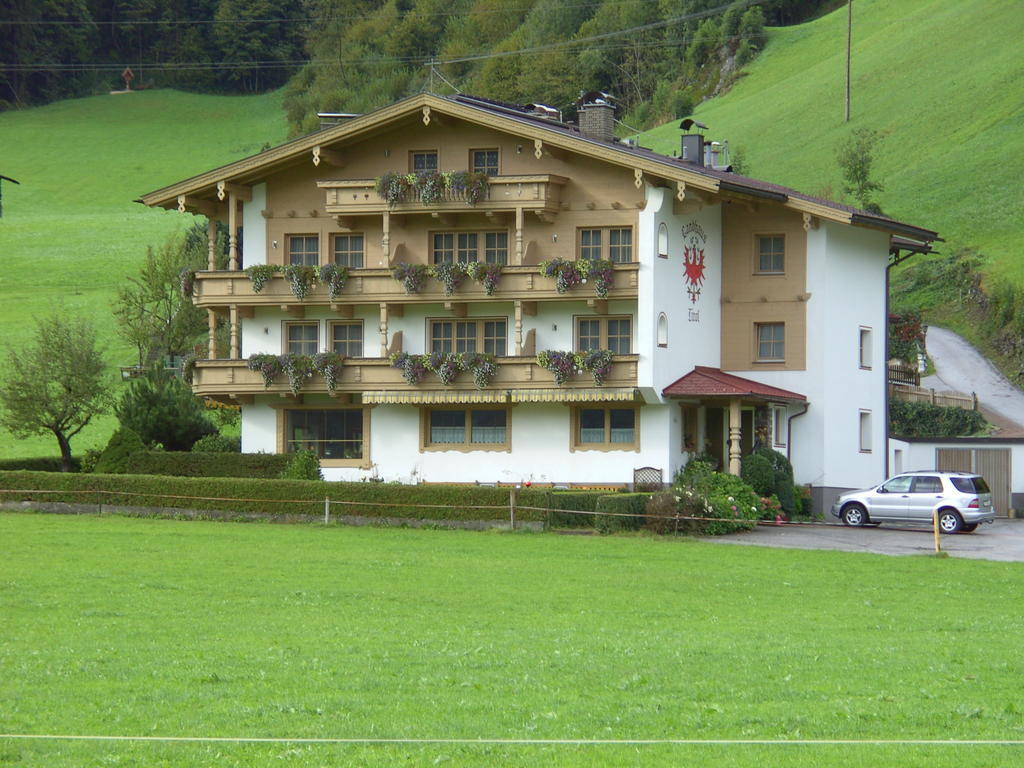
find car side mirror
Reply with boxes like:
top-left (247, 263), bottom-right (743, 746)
top-left (877, 487), bottom-right (887, 494)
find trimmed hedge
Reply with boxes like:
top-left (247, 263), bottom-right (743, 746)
top-left (0, 457), bottom-right (81, 473)
top-left (890, 400), bottom-right (987, 437)
top-left (123, 452), bottom-right (292, 478)
top-left (0, 471), bottom-right (554, 522)
top-left (594, 493), bottom-right (651, 533)
top-left (539, 492), bottom-right (604, 528)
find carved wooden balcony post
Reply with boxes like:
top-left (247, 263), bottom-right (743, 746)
top-left (207, 217), bottom-right (218, 270)
top-left (228, 190), bottom-right (239, 270)
top-left (229, 306), bottom-right (240, 359)
top-left (207, 310), bottom-right (218, 359)
top-left (728, 398), bottom-right (742, 476)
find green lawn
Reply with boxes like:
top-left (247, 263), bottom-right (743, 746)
top-left (641, 0), bottom-right (1024, 278)
top-left (0, 89), bottom-right (288, 459)
top-left (1, 514), bottom-right (1021, 766)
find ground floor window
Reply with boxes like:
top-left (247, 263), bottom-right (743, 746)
top-left (572, 406), bottom-right (639, 451)
top-left (285, 408), bottom-right (364, 459)
top-left (421, 407), bottom-right (509, 450)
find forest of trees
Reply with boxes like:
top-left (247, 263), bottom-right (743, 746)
top-left (1, 0), bottom-right (836, 131)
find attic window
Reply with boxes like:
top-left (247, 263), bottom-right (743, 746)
top-left (411, 151), bottom-right (438, 172)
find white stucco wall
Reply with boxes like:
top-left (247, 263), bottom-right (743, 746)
top-left (241, 305), bottom-right (380, 359)
top-left (241, 183), bottom-right (267, 267)
top-left (638, 185), bottom-right (722, 395)
top-left (241, 398), bottom-right (676, 485)
top-left (747, 220), bottom-right (888, 491)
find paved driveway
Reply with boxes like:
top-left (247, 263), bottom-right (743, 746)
top-left (709, 519), bottom-right (1024, 562)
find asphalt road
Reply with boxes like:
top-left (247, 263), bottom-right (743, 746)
top-left (708, 519), bottom-right (1024, 562)
top-left (922, 326), bottom-right (1024, 431)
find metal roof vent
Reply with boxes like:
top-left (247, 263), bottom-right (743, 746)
top-left (526, 103), bottom-right (562, 121)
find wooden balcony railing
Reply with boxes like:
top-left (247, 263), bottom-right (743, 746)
top-left (191, 264), bottom-right (639, 307)
top-left (317, 174), bottom-right (568, 217)
top-left (191, 355), bottom-right (639, 401)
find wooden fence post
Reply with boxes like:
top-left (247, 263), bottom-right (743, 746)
top-left (932, 509), bottom-right (942, 554)
top-left (509, 485), bottom-right (517, 531)
top-left (324, 496), bottom-right (330, 525)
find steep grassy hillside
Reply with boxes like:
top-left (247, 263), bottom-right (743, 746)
top-left (641, 0), bottom-right (1024, 278)
top-left (0, 89), bottom-right (287, 458)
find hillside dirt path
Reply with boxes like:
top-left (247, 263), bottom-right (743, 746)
top-left (921, 326), bottom-right (1024, 434)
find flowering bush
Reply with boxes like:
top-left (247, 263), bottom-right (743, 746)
top-left (579, 348), bottom-right (613, 386)
top-left (244, 264), bottom-right (280, 293)
top-left (319, 263), bottom-right (349, 300)
top-left (247, 353), bottom-right (282, 388)
top-left (466, 261), bottom-right (502, 295)
top-left (537, 350), bottom-right (581, 385)
top-left (282, 265), bottom-right (318, 300)
top-left (312, 352), bottom-right (345, 396)
top-left (278, 353), bottom-right (315, 395)
top-left (459, 352), bottom-right (498, 389)
top-left (674, 460), bottom-right (761, 535)
top-left (430, 262), bottom-right (467, 296)
top-left (389, 352), bottom-right (428, 385)
top-left (392, 263), bottom-right (428, 294)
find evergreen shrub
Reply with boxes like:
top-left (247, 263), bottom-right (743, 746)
top-left (191, 434), bottom-right (241, 453)
top-left (94, 427), bottom-right (146, 474)
top-left (279, 450), bottom-right (323, 481)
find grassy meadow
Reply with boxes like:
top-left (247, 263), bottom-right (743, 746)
top-left (2, 513), bottom-right (1023, 767)
top-left (0, 89), bottom-right (287, 459)
top-left (641, 0), bottom-right (1024, 277)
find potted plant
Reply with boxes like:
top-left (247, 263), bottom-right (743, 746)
top-left (244, 264), bottom-right (280, 293)
top-left (319, 263), bottom-right (349, 300)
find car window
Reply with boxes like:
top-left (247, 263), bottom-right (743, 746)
top-left (951, 476), bottom-right (991, 494)
top-left (911, 476), bottom-right (943, 493)
top-left (880, 476), bottom-right (913, 493)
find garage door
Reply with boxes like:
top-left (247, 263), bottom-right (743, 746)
top-left (936, 447), bottom-right (1011, 516)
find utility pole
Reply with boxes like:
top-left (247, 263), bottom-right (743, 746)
top-left (845, 0), bottom-right (853, 122)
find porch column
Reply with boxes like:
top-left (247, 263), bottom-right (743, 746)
top-left (207, 217), bottom-right (217, 270)
top-left (207, 309), bottom-right (218, 359)
top-left (229, 305), bottom-right (240, 359)
top-left (228, 191), bottom-right (239, 270)
top-left (381, 211), bottom-right (391, 264)
top-left (728, 398), bottom-right (742, 476)
top-left (378, 302), bottom-right (389, 357)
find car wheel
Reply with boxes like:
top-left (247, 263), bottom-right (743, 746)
top-left (960, 523), bottom-right (978, 533)
top-left (937, 509), bottom-right (963, 534)
top-left (841, 503), bottom-right (868, 527)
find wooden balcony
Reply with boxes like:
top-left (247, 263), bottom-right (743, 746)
top-left (317, 174), bottom-right (568, 218)
top-left (191, 264), bottom-right (639, 308)
top-left (192, 355), bottom-right (640, 402)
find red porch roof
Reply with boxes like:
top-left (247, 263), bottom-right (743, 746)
top-left (662, 366), bottom-right (806, 402)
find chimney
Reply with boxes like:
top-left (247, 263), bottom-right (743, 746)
top-left (317, 112), bottom-right (359, 131)
top-left (577, 91), bottom-right (615, 142)
top-left (678, 118), bottom-right (707, 165)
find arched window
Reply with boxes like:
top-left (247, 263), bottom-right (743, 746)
top-left (657, 222), bottom-right (669, 258)
top-left (657, 313), bottom-right (668, 347)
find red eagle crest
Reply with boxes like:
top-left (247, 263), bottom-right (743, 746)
top-left (683, 244), bottom-right (705, 304)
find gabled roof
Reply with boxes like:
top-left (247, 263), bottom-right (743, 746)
top-left (662, 366), bottom-right (806, 402)
top-left (138, 91), bottom-right (938, 243)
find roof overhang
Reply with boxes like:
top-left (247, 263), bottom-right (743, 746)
top-left (663, 366), bottom-right (806, 403)
top-left (136, 92), bottom-right (939, 243)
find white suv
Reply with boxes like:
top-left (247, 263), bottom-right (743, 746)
top-left (830, 471), bottom-right (995, 533)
